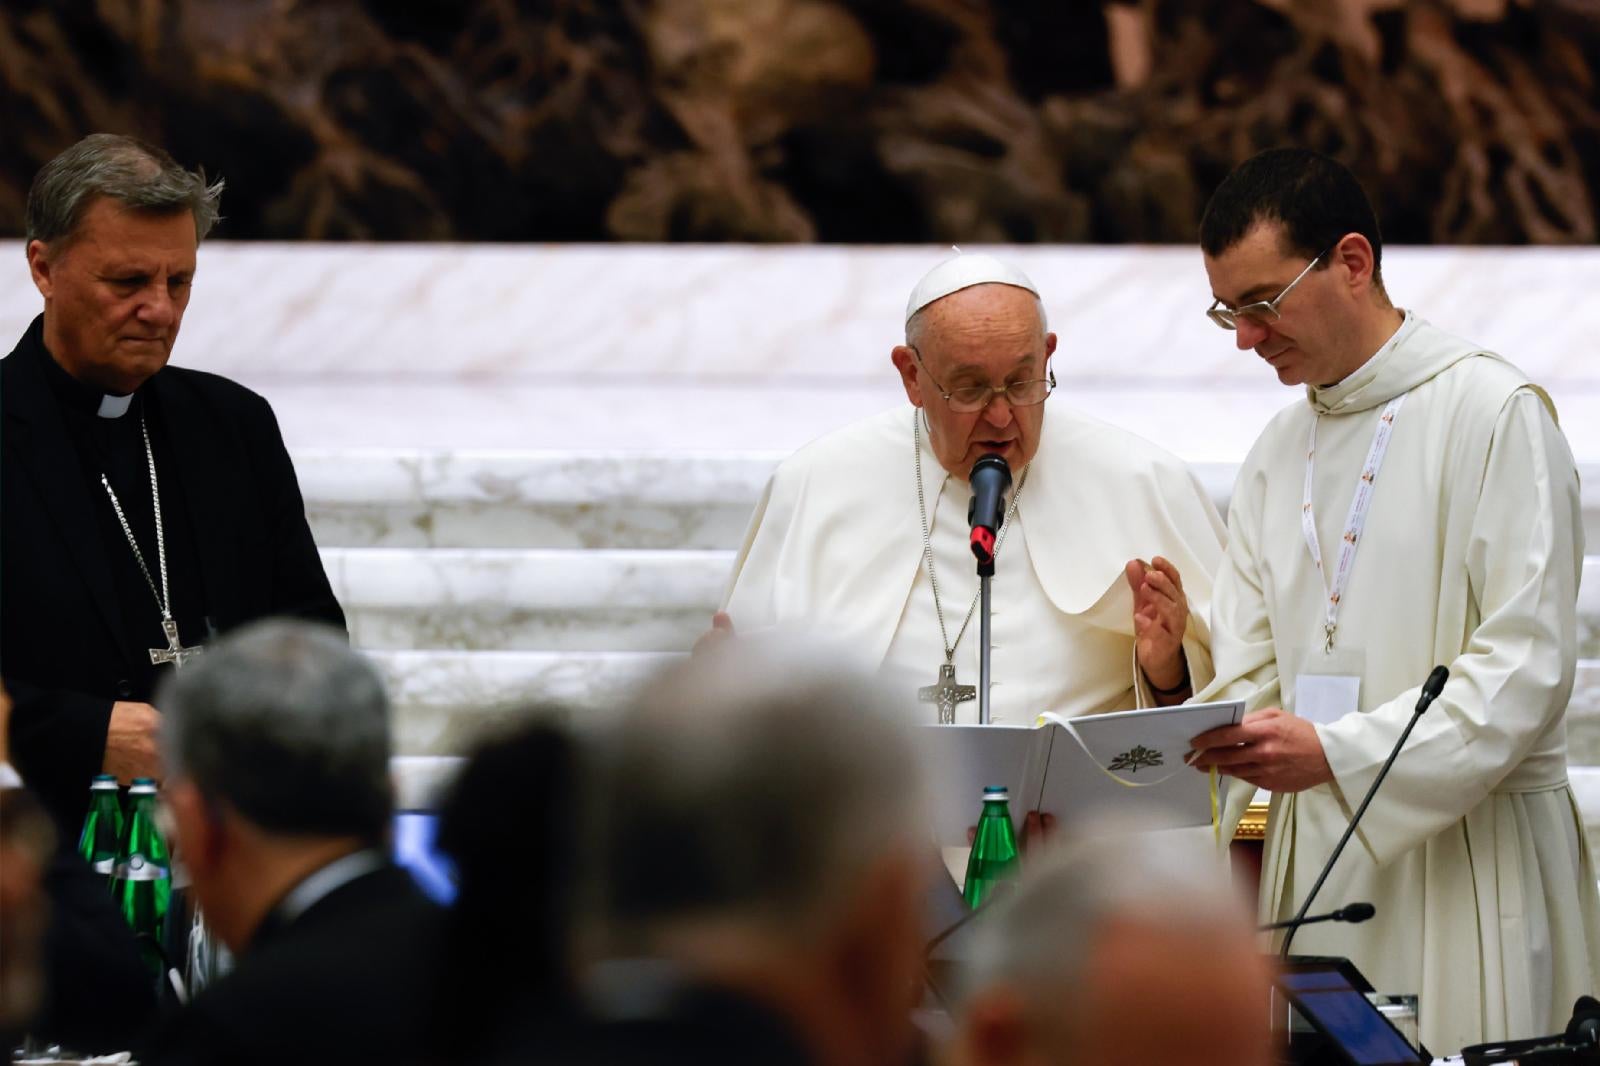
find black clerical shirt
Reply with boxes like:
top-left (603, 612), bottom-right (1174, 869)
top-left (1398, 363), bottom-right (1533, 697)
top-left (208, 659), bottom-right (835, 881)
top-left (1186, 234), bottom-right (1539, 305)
top-left (3, 313), bottom-right (345, 832)
top-left (37, 341), bottom-right (211, 690)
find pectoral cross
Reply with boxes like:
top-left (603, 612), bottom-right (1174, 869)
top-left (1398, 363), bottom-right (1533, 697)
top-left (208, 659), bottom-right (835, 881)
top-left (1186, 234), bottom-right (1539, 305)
top-left (149, 617), bottom-right (204, 669)
top-left (919, 663), bottom-right (976, 725)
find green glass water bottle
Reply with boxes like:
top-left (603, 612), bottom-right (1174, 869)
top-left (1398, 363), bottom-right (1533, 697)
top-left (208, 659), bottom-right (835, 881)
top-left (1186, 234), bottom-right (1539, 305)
top-left (962, 785), bottom-right (1020, 909)
top-left (111, 777), bottom-right (172, 978)
top-left (77, 773), bottom-right (125, 878)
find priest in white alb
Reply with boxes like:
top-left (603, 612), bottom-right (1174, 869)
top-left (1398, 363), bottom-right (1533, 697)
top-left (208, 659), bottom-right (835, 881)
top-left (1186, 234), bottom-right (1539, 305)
top-left (1184, 148), bottom-right (1600, 1054)
top-left (711, 253), bottom-right (1228, 725)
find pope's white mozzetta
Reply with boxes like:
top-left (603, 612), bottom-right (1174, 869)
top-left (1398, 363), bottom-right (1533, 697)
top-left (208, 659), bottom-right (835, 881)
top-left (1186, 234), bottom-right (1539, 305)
top-left (723, 403), bottom-right (1228, 723)
top-left (1206, 313), bottom-right (1600, 1053)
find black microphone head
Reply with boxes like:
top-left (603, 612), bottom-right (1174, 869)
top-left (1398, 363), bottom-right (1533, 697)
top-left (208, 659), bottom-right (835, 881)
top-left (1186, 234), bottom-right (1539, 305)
top-left (971, 452), bottom-right (1012, 488)
top-left (1566, 996), bottom-right (1600, 1046)
top-left (1423, 665), bottom-right (1449, 701)
top-left (1338, 902), bottom-right (1376, 923)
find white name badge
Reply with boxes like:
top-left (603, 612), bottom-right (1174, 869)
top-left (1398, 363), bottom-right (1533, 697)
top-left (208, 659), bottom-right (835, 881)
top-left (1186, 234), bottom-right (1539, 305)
top-left (1291, 646), bottom-right (1364, 726)
top-left (1295, 675), bottom-right (1361, 726)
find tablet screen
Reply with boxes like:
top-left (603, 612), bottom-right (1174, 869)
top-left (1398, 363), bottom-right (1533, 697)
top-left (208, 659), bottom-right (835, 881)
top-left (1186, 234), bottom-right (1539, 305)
top-left (1278, 969), bottom-right (1424, 1065)
top-left (393, 811), bottom-right (457, 905)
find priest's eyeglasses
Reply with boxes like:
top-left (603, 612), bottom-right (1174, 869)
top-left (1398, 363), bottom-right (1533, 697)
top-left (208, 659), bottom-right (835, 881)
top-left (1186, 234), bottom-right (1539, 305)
top-left (1206, 247), bottom-right (1330, 330)
top-left (909, 347), bottom-right (1056, 414)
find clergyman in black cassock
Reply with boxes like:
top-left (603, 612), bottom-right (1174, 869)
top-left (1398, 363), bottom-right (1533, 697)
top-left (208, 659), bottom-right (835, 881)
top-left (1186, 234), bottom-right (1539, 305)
top-left (1, 134), bottom-right (344, 832)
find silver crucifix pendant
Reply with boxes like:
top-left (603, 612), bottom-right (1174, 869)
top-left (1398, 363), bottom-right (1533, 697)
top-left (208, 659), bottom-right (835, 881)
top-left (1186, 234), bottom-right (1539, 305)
top-left (918, 662), bottom-right (977, 724)
top-left (150, 617), bottom-right (204, 669)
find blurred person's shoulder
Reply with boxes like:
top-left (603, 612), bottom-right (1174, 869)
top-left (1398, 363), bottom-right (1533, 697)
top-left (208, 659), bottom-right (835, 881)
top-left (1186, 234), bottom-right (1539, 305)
top-left (144, 864), bottom-right (443, 1066)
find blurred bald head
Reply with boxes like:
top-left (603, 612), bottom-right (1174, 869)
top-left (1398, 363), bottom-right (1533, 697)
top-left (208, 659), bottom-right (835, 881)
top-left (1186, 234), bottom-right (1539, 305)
top-left (585, 634), bottom-right (930, 1066)
top-left (589, 634), bottom-right (924, 948)
top-left (957, 829), bottom-right (1274, 1066)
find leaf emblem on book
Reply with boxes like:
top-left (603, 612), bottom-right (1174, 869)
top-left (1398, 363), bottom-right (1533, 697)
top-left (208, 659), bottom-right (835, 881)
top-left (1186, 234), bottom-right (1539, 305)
top-left (1107, 744), bottom-right (1165, 773)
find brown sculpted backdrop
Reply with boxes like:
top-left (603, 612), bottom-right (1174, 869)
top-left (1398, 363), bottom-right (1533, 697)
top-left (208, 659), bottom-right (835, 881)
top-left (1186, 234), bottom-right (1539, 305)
top-left (2, 0), bottom-right (1597, 243)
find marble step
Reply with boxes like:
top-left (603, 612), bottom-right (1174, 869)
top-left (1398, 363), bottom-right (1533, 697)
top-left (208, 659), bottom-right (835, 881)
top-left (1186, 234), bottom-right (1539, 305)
top-left (371, 649), bottom-right (679, 755)
top-left (324, 547), bottom-right (731, 652)
top-left (1585, 558), bottom-right (1600, 660)
top-left (298, 450), bottom-right (1600, 552)
top-left (299, 451), bottom-right (778, 551)
top-left (1568, 660), bottom-right (1600, 765)
top-left (324, 546), bottom-right (1599, 656)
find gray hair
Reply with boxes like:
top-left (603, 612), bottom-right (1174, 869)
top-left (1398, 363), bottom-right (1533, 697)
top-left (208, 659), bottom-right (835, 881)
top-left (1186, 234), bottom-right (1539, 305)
top-left (156, 620), bottom-right (391, 841)
top-left (963, 828), bottom-right (1247, 1007)
top-left (25, 133), bottom-right (224, 247)
top-left (586, 634), bottom-right (925, 952)
top-left (904, 288), bottom-right (1048, 349)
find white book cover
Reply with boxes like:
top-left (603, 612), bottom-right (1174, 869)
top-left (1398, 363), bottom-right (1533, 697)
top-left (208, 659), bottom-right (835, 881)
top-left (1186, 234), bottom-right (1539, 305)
top-left (916, 700), bottom-right (1245, 849)
top-left (1024, 700), bottom-right (1245, 829)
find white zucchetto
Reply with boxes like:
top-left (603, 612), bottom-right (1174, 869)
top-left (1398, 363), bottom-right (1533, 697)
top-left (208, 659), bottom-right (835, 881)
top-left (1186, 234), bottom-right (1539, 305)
top-left (904, 251), bottom-right (1040, 324)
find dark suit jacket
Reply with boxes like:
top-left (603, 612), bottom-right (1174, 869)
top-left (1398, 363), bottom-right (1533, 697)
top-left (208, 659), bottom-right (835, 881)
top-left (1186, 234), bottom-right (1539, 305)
top-left (1, 315), bottom-right (344, 829)
top-left (531, 975), bottom-right (815, 1066)
top-left (37, 835), bottom-right (160, 1053)
top-left (143, 863), bottom-right (443, 1066)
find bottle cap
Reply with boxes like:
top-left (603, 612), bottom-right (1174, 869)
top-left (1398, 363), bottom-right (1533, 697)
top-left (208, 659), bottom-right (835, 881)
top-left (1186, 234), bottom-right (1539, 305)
top-left (129, 778), bottom-right (158, 795)
top-left (91, 774), bottom-right (119, 790)
top-left (982, 785), bottom-right (1009, 800)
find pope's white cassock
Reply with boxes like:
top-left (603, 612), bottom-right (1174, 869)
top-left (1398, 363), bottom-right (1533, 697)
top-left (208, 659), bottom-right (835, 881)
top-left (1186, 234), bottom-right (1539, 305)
top-left (1206, 313), bottom-right (1600, 1053)
top-left (722, 403), bottom-right (1228, 724)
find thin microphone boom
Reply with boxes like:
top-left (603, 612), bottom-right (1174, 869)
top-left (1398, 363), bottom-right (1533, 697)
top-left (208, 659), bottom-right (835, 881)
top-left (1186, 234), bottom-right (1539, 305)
top-left (1259, 901), bottom-right (1375, 932)
top-left (1280, 666), bottom-right (1449, 957)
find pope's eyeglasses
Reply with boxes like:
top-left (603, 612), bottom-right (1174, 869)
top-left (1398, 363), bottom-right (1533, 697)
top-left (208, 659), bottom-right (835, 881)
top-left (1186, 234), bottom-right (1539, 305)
top-left (910, 346), bottom-right (1055, 414)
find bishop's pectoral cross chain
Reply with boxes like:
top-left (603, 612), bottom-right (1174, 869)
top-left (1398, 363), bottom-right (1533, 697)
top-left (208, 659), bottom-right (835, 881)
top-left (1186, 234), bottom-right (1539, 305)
top-left (100, 416), bottom-right (204, 670)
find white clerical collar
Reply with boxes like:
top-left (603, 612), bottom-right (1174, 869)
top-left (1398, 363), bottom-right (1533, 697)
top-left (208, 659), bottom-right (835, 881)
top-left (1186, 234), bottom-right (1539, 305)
top-left (1327, 310), bottom-right (1411, 385)
top-left (97, 392), bottom-right (135, 419)
top-left (275, 848), bottom-right (386, 926)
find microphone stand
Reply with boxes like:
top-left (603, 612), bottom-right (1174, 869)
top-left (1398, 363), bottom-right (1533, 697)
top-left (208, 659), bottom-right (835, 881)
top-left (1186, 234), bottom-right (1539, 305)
top-left (978, 554), bottom-right (994, 725)
top-left (966, 452), bottom-right (1011, 727)
top-left (1280, 666), bottom-right (1449, 956)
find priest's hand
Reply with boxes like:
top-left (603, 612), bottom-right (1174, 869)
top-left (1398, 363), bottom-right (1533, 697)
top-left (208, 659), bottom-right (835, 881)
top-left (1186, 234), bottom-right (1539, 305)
top-left (692, 612), bottom-right (735, 656)
top-left (103, 701), bottom-right (163, 784)
top-left (1126, 557), bottom-right (1189, 695)
top-left (1187, 708), bottom-right (1333, 793)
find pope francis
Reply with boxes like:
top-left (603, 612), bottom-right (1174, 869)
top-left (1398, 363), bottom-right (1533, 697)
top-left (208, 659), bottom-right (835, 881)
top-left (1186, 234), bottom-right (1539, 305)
top-left (714, 253), bottom-right (1228, 725)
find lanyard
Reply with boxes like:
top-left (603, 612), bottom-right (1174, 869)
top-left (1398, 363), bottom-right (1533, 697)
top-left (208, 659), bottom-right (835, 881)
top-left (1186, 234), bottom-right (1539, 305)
top-left (1301, 394), bottom-right (1406, 653)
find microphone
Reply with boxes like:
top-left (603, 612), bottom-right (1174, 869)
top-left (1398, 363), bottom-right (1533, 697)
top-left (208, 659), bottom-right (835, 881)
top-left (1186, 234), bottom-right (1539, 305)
top-left (1566, 995), bottom-right (1600, 1047)
top-left (968, 454), bottom-right (1013, 567)
top-left (1280, 666), bottom-right (1449, 957)
top-left (1258, 901), bottom-right (1375, 932)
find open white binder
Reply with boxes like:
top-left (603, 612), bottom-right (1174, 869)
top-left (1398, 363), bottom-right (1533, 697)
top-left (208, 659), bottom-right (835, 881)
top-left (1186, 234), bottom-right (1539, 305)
top-left (917, 699), bottom-right (1245, 849)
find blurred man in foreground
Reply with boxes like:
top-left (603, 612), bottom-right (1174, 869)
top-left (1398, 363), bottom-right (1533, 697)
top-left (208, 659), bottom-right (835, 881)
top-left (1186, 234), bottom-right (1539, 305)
top-left (0, 684), bottom-right (155, 1056)
top-left (142, 621), bottom-right (438, 1066)
top-left (954, 830), bottom-right (1273, 1066)
top-left (565, 636), bottom-right (930, 1066)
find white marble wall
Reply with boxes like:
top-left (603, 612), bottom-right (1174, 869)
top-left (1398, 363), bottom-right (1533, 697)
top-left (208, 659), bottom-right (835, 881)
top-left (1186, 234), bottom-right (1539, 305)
top-left (4, 243), bottom-right (1598, 382)
top-left (3, 245), bottom-right (1597, 460)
